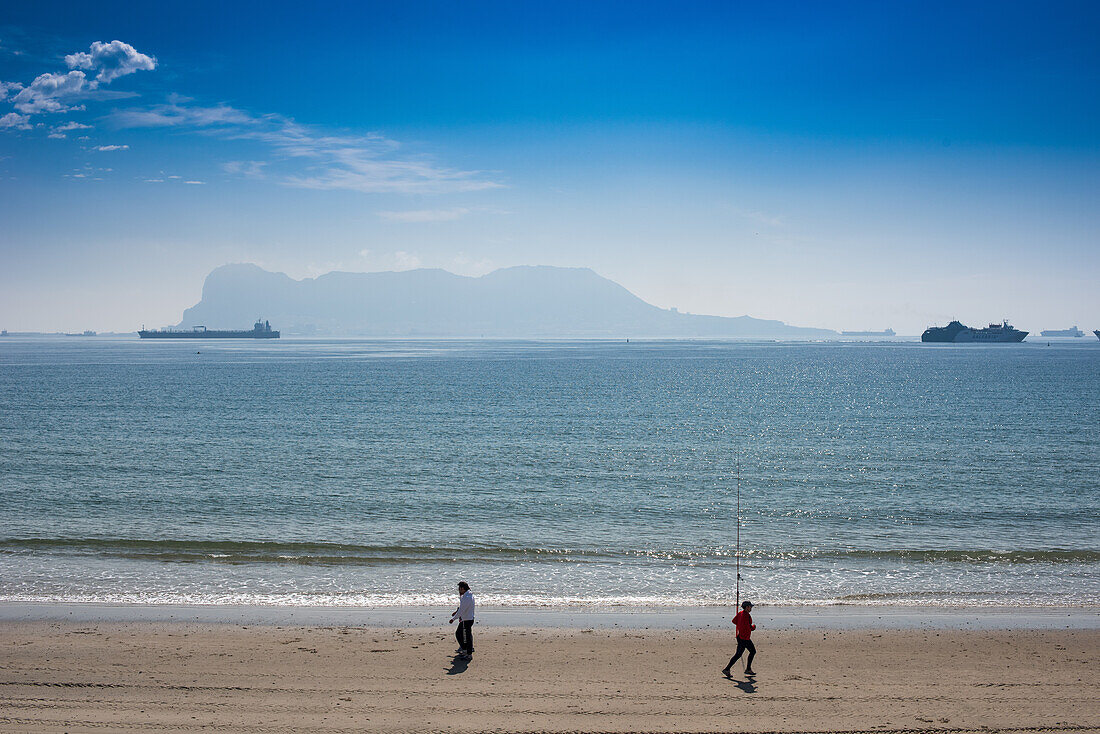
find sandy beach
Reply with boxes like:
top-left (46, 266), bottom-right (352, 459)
top-left (1, 619), bottom-right (1097, 733)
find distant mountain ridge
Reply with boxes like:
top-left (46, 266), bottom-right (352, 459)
top-left (176, 263), bottom-right (836, 338)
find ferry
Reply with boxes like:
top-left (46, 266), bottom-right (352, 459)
top-left (921, 320), bottom-right (1027, 343)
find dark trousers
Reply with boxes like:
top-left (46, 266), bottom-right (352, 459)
top-left (725, 638), bottom-right (756, 670)
top-left (455, 620), bottom-right (474, 653)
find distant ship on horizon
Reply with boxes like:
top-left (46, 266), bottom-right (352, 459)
top-left (139, 319), bottom-right (280, 339)
top-left (921, 320), bottom-right (1028, 343)
top-left (1039, 326), bottom-right (1084, 337)
top-left (841, 328), bottom-right (896, 337)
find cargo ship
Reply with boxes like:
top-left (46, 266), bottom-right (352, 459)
top-left (1039, 326), bottom-right (1084, 337)
top-left (139, 319), bottom-right (280, 339)
top-left (841, 328), bottom-right (896, 337)
top-left (921, 320), bottom-right (1027, 343)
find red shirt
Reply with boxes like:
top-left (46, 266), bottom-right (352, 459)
top-left (733, 610), bottom-right (755, 640)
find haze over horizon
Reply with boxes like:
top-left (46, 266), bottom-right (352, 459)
top-left (2, 1), bottom-right (1098, 335)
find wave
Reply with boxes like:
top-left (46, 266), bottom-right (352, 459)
top-left (2, 538), bottom-right (1097, 566)
top-left (0, 589), bottom-right (1094, 608)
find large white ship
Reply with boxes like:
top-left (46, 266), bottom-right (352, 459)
top-left (1039, 326), bottom-right (1084, 337)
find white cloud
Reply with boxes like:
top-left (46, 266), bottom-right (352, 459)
top-left (110, 102), bottom-right (253, 129)
top-left (94, 144), bottom-right (129, 151)
top-left (353, 249), bottom-right (496, 277)
top-left (4, 40), bottom-right (496, 197)
top-left (0, 111), bottom-right (30, 129)
top-left (0, 40), bottom-right (154, 132)
top-left (378, 207), bottom-right (471, 222)
top-left (450, 253), bottom-right (497, 277)
top-left (113, 102), bottom-right (500, 195)
top-left (393, 251), bottom-right (422, 270)
top-left (223, 160), bottom-right (267, 178)
top-left (282, 156), bottom-right (496, 195)
top-left (54, 121), bottom-right (91, 132)
top-left (65, 40), bottom-right (156, 87)
top-left (0, 80), bottom-right (22, 100)
top-left (11, 71), bottom-right (87, 113)
top-left (48, 120), bottom-right (93, 138)
top-left (730, 207), bottom-right (785, 228)
top-left (356, 249), bottom-right (424, 271)
top-left (183, 180), bottom-right (204, 184)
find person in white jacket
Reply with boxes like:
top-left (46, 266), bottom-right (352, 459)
top-left (449, 581), bottom-right (475, 658)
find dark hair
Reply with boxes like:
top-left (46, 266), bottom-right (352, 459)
top-left (741, 600), bottom-right (753, 609)
top-left (458, 581), bottom-right (470, 591)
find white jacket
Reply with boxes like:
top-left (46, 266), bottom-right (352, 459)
top-left (452, 590), bottom-right (475, 622)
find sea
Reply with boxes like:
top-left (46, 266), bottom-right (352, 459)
top-left (1, 337), bottom-right (1098, 609)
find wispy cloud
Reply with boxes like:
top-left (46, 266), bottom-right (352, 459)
top-left (356, 249), bottom-right (424, 271)
top-left (49, 121), bottom-right (92, 138)
top-left (223, 160), bottom-right (267, 179)
top-left (353, 249), bottom-right (497, 277)
top-left (450, 253), bottom-right (497, 277)
top-left (64, 164), bottom-right (113, 180)
top-left (377, 207), bottom-right (472, 222)
top-left (111, 102), bottom-right (252, 129)
top-left (731, 207), bottom-right (785, 228)
top-left (112, 101), bottom-right (501, 194)
top-left (3, 40), bottom-right (498, 197)
top-left (139, 174), bottom-right (204, 185)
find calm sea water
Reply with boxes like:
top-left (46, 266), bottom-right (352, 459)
top-left (1, 337), bottom-right (1098, 608)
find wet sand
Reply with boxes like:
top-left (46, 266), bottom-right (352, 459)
top-left (1, 621), bottom-right (1097, 733)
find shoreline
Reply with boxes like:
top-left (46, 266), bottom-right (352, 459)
top-left (1, 601), bottom-right (1096, 629)
top-left (1, 620), bottom-right (1096, 733)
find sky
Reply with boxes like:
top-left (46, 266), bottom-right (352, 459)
top-left (1, 0), bottom-right (1098, 334)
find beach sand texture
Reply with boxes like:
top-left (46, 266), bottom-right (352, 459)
top-left (0, 622), bottom-right (1096, 733)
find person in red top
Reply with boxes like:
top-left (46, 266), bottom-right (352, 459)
top-left (722, 600), bottom-right (757, 677)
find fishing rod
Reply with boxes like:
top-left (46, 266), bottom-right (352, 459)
top-left (736, 449), bottom-right (747, 672)
top-left (735, 449), bottom-right (741, 610)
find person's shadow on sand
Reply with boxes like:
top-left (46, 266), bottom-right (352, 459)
top-left (725, 674), bottom-right (756, 694)
top-left (446, 654), bottom-right (470, 675)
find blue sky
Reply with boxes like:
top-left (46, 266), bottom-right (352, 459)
top-left (1, 0), bottom-right (1097, 333)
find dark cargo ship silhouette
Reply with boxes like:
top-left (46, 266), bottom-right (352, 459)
top-left (921, 320), bottom-right (1027, 343)
top-left (139, 319), bottom-right (280, 339)
top-left (841, 328), bottom-right (896, 337)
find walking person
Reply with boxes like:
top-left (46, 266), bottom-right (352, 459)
top-left (722, 600), bottom-right (756, 677)
top-left (449, 581), bottom-right (475, 659)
